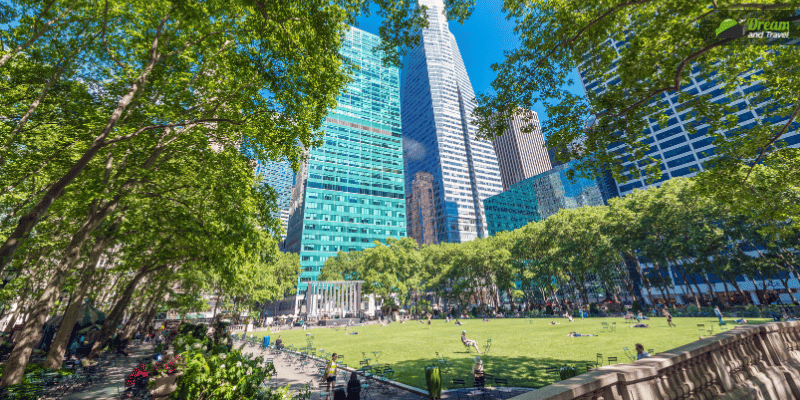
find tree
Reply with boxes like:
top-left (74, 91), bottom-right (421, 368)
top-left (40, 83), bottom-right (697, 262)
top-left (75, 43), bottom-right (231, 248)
top-left (473, 1), bottom-right (800, 206)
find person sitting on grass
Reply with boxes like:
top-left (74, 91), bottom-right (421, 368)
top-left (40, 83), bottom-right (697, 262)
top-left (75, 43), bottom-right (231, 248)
top-left (461, 330), bottom-right (481, 353)
top-left (735, 318), bottom-right (748, 324)
top-left (566, 332), bottom-right (597, 337)
top-left (455, 319), bottom-right (462, 326)
top-left (630, 323), bottom-right (650, 328)
top-left (549, 321), bottom-right (560, 325)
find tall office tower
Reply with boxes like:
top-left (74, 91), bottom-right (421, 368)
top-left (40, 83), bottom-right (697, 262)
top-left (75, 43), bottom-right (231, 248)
top-left (255, 159), bottom-right (295, 241)
top-left (579, 40), bottom-right (800, 197)
top-left (285, 27), bottom-right (406, 293)
top-left (490, 109), bottom-right (552, 191)
top-left (402, 0), bottom-right (503, 244)
top-left (406, 171), bottom-right (437, 246)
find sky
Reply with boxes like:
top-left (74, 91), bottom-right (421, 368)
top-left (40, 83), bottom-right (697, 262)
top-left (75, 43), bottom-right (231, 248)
top-left (354, 0), bottom-right (586, 124)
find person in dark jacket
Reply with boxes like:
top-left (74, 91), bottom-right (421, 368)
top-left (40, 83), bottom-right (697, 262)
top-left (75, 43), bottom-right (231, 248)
top-left (346, 371), bottom-right (361, 400)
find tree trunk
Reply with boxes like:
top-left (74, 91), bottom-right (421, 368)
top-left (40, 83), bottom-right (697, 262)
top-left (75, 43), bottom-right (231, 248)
top-left (43, 230), bottom-right (117, 369)
top-left (3, 303), bottom-right (23, 334)
top-left (0, 57), bottom-right (159, 274)
top-left (0, 201), bottom-right (117, 387)
top-left (748, 275), bottom-right (767, 305)
top-left (726, 274), bottom-right (751, 305)
top-left (88, 264), bottom-right (164, 358)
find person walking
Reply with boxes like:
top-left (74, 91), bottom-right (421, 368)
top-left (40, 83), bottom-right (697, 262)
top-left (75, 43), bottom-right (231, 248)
top-left (323, 353), bottom-right (339, 394)
top-left (714, 306), bottom-right (724, 325)
top-left (662, 308), bottom-right (676, 327)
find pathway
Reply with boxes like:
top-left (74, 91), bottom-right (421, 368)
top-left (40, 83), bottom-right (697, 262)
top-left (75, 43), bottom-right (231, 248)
top-left (239, 340), bottom-right (535, 400)
top-left (60, 342), bottom-right (153, 400)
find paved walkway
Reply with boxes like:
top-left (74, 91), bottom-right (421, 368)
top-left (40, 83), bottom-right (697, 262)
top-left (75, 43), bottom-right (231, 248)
top-left (238, 340), bottom-right (535, 400)
top-left (60, 342), bottom-right (153, 400)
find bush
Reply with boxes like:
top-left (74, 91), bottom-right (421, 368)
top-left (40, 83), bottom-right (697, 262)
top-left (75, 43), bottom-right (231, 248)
top-left (631, 301), bottom-right (642, 313)
top-left (589, 303), bottom-right (599, 315)
top-left (545, 305), bottom-right (553, 316)
top-left (559, 365), bottom-right (577, 381)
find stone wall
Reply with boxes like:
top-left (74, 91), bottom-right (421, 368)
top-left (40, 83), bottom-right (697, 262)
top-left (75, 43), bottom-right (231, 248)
top-left (510, 321), bottom-right (800, 400)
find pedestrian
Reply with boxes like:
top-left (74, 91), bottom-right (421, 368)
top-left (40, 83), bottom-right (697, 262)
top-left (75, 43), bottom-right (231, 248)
top-left (346, 371), bottom-right (361, 400)
top-left (635, 343), bottom-right (651, 360)
top-left (714, 306), bottom-right (724, 325)
top-left (662, 308), bottom-right (676, 327)
top-left (323, 353), bottom-right (339, 394)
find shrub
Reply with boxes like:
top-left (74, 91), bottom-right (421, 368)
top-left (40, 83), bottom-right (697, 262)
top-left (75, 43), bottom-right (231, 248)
top-left (589, 303), bottom-right (599, 315)
top-left (545, 305), bottom-right (553, 316)
top-left (631, 301), bottom-right (642, 313)
top-left (559, 365), bottom-right (577, 380)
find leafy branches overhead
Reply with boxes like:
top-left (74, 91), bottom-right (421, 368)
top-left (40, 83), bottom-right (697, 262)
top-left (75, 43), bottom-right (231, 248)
top-left (474, 0), bottom-right (800, 195)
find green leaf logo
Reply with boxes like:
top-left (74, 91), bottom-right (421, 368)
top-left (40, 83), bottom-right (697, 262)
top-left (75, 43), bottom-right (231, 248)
top-left (716, 19), bottom-right (738, 36)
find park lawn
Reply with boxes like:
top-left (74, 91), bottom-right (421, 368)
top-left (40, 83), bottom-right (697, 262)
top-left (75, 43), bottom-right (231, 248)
top-left (252, 317), bottom-right (769, 390)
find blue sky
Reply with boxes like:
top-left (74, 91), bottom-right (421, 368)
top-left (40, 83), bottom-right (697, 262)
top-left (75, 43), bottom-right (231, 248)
top-left (355, 0), bottom-right (586, 123)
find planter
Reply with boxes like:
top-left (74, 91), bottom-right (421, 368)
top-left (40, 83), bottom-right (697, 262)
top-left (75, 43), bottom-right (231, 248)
top-left (150, 371), bottom-right (183, 399)
top-left (425, 366), bottom-right (441, 399)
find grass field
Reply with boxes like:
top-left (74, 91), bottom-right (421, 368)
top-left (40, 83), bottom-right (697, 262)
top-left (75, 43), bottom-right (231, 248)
top-left (251, 317), bottom-right (769, 390)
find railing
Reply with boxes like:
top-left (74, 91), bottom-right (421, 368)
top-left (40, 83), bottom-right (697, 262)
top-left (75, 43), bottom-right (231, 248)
top-left (510, 321), bottom-right (800, 400)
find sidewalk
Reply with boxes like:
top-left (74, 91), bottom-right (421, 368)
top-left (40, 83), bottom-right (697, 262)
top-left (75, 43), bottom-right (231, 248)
top-left (60, 342), bottom-right (154, 400)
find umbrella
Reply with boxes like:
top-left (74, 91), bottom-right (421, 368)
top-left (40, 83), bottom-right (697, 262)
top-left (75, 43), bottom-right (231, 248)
top-left (45, 302), bottom-right (107, 330)
top-left (77, 324), bottom-right (102, 334)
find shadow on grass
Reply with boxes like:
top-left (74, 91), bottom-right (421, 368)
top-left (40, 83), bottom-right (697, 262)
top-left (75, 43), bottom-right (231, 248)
top-left (376, 355), bottom-right (595, 391)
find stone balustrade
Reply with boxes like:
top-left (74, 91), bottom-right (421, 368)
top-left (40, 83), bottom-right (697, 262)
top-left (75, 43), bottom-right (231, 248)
top-left (509, 321), bottom-right (800, 400)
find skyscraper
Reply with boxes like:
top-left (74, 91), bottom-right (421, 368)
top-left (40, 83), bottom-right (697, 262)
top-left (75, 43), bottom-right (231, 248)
top-left (285, 27), bottom-right (406, 293)
top-left (578, 40), bottom-right (800, 197)
top-left (402, 0), bottom-right (503, 244)
top-left (406, 171), bottom-right (437, 246)
top-left (490, 109), bottom-right (552, 191)
top-left (484, 161), bottom-right (607, 236)
top-left (255, 159), bottom-right (295, 242)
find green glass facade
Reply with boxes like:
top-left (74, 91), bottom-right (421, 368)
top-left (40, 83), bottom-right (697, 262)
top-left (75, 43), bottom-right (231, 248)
top-left (484, 162), bottom-right (607, 236)
top-left (285, 27), bottom-right (406, 293)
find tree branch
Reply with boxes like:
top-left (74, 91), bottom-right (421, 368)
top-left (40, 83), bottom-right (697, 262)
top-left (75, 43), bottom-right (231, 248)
top-left (101, 117), bottom-right (248, 146)
top-left (742, 94), bottom-right (800, 184)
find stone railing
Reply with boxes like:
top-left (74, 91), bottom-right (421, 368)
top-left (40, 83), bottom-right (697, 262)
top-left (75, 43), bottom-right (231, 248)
top-left (510, 321), bottom-right (800, 400)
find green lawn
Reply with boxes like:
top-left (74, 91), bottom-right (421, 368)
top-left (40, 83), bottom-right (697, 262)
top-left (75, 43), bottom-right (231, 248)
top-left (251, 317), bottom-right (769, 390)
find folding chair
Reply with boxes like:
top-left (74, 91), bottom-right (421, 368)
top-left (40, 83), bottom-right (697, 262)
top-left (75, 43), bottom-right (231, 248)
top-left (601, 322), bottom-right (609, 331)
top-left (483, 339), bottom-right (492, 355)
top-left (648, 348), bottom-right (655, 355)
top-left (611, 322), bottom-right (617, 332)
top-left (623, 347), bottom-right (636, 361)
top-left (494, 378), bottom-right (513, 399)
top-left (545, 367), bottom-right (560, 381)
top-left (596, 353), bottom-right (603, 365)
top-left (483, 372), bottom-right (495, 387)
top-left (585, 363), bottom-right (597, 372)
top-left (607, 356), bottom-right (618, 365)
top-left (451, 378), bottom-right (466, 389)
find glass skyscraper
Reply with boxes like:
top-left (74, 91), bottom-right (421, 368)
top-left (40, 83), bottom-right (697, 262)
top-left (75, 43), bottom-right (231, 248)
top-left (255, 159), bottom-right (295, 241)
top-left (285, 27), bottom-right (406, 293)
top-left (484, 161), bottom-right (608, 236)
top-left (402, 0), bottom-right (504, 244)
